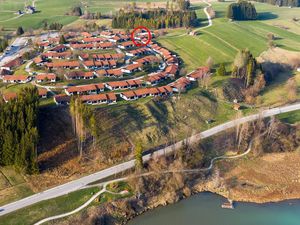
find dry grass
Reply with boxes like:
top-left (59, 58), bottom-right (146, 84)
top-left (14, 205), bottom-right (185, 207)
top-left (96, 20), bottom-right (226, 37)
top-left (257, 47), bottom-right (300, 67)
top-left (222, 149), bottom-right (300, 203)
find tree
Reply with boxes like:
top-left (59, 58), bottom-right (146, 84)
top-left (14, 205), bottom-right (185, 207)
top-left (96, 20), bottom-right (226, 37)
top-left (16, 26), bottom-right (24, 36)
top-left (227, 1), bottom-right (257, 21)
top-left (72, 6), bottom-right (83, 16)
top-left (285, 78), bottom-right (297, 102)
top-left (135, 142), bottom-right (143, 171)
top-left (206, 56), bottom-right (214, 71)
top-left (216, 63), bottom-right (226, 76)
top-left (0, 87), bottom-right (39, 174)
top-left (59, 35), bottom-right (67, 44)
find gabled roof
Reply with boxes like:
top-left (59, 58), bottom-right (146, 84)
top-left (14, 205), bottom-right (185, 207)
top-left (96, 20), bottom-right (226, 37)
top-left (2, 75), bottom-right (30, 81)
top-left (36, 73), bottom-right (56, 80)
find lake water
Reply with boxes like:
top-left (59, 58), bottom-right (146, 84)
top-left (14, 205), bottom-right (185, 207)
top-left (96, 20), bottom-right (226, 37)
top-left (128, 192), bottom-right (300, 225)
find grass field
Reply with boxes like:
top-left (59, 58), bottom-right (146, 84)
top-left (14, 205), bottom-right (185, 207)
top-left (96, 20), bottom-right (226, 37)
top-left (277, 110), bottom-right (300, 124)
top-left (0, 0), bottom-right (167, 32)
top-left (1, 187), bottom-right (99, 225)
top-left (158, 2), bottom-right (300, 72)
top-left (258, 72), bottom-right (300, 107)
top-left (0, 166), bottom-right (34, 206)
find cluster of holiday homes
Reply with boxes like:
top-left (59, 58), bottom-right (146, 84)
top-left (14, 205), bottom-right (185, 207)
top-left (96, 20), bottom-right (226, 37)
top-left (36, 31), bottom-right (131, 50)
top-left (2, 88), bottom-right (49, 103)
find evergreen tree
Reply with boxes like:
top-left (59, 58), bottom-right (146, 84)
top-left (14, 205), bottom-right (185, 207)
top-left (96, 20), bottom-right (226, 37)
top-left (59, 35), bottom-right (67, 44)
top-left (226, 1), bottom-right (257, 20)
top-left (216, 63), bottom-right (226, 76)
top-left (16, 26), bottom-right (24, 35)
top-left (0, 87), bottom-right (39, 174)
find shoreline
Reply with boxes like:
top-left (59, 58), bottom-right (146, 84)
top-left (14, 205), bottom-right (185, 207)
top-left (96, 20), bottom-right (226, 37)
top-left (121, 178), bottom-right (300, 225)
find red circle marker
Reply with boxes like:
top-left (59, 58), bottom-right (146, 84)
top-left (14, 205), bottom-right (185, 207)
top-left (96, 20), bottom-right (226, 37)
top-left (130, 26), bottom-right (152, 47)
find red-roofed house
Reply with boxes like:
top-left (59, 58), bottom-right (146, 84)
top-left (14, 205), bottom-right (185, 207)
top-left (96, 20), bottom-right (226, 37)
top-left (80, 93), bottom-right (117, 105)
top-left (121, 63), bottom-right (142, 74)
top-left (65, 83), bottom-right (105, 95)
top-left (187, 66), bottom-right (210, 81)
top-left (64, 71), bottom-right (95, 80)
top-left (38, 89), bottom-right (48, 98)
top-left (36, 73), bottom-right (56, 83)
top-left (2, 75), bottom-right (31, 84)
top-left (170, 77), bottom-right (191, 93)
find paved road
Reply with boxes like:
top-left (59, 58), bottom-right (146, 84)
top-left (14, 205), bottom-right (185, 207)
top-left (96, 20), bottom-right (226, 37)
top-left (0, 103), bottom-right (299, 216)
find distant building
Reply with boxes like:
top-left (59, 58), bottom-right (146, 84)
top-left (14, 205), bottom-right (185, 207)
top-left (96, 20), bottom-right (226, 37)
top-left (25, 5), bottom-right (36, 14)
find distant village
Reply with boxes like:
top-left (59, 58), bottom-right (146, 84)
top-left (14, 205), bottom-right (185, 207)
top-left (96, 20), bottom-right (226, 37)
top-left (0, 29), bottom-right (210, 106)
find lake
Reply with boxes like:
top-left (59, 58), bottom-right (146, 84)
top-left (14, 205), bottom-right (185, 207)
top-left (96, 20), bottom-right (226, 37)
top-left (128, 192), bottom-right (300, 225)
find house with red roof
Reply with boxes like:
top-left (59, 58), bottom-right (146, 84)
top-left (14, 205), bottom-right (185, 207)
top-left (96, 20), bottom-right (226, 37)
top-left (118, 41), bottom-right (135, 49)
top-left (120, 86), bottom-right (173, 101)
top-left (121, 63), bottom-right (142, 74)
top-left (38, 89), bottom-right (48, 98)
top-left (65, 83), bottom-right (105, 95)
top-left (45, 61), bottom-right (80, 70)
top-left (134, 55), bottom-right (160, 66)
top-left (36, 73), bottom-right (57, 83)
top-left (80, 92), bottom-right (117, 105)
top-left (170, 77), bottom-right (191, 93)
top-left (64, 71), bottom-right (95, 80)
top-left (146, 72), bottom-right (168, 86)
top-left (186, 66), bottom-right (210, 81)
top-left (51, 44), bottom-right (67, 53)
top-left (105, 79), bottom-right (142, 90)
top-left (2, 75), bottom-right (31, 84)
top-left (165, 64), bottom-right (178, 77)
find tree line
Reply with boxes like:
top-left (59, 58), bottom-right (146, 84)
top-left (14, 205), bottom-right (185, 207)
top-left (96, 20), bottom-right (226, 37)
top-left (112, 9), bottom-right (198, 29)
top-left (227, 1), bottom-right (257, 20)
top-left (252, 0), bottom-right (299, 7)
top-left (0, 88), bottom-right (39, 174)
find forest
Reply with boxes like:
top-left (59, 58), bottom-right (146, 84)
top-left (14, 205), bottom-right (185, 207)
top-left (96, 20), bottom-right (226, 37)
top-left (252, 0), bottom-right (299, 7)
top-left (227, 1), bottom-right (257, 20)
top-left (112, 9), bottom-right (198, 29)
top-left (0, 88), bottom-right (39, 174)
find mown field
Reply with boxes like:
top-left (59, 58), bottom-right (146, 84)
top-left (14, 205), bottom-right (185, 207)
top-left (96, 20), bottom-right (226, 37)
top-left (0, 0), bottom-right (167, 32)
top-left (0, 166), bottom-right (34, 206)
top-left (1, 187), bottom-right (99, 225)
top-left (158, 2), bottom-right (300, 72)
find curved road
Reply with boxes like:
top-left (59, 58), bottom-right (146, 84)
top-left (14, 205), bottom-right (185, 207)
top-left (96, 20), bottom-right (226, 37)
top-left (0, 103), bottom-right (299, 216)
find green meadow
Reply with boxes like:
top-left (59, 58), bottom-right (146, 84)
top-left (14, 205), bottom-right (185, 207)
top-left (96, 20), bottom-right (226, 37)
top-left (158, 2), bottom-right (300, 72)
top-left (0, 0), bottom-right (168, 31)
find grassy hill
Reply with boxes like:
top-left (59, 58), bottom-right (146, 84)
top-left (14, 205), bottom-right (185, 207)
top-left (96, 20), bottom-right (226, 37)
top-left (91, 87), bottom-right (250, 159)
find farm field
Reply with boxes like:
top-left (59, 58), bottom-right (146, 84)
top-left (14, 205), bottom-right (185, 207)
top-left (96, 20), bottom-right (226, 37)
top-left (0, 0), bottom-right (168, 31)
top-left (158, 2), bottom-right (300, 72)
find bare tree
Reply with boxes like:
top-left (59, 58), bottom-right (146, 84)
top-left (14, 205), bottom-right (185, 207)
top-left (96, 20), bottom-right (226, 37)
top-left (285, 78), bottom-right (297, 102)
top-left (206, 56), bottom-right (214, 72)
